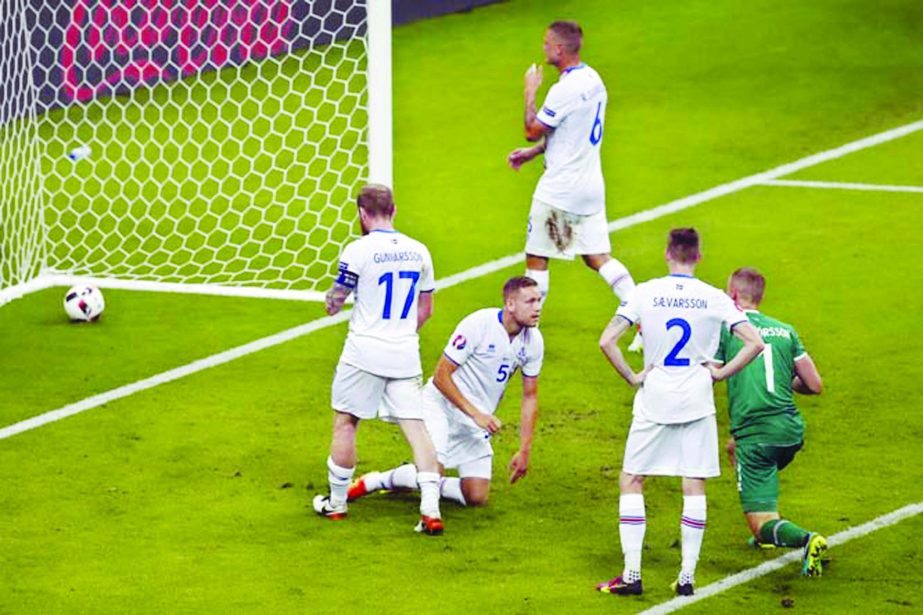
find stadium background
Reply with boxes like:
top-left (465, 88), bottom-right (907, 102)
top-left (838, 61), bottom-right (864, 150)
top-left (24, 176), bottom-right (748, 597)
top-left (1, 0), bottom-right (921, 613)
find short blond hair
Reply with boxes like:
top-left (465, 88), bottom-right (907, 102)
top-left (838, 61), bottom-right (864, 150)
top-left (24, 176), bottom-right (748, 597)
top-left (548, 21), bottom-right (582, 54)
top-left (729, 267), bottom-right (766, 305)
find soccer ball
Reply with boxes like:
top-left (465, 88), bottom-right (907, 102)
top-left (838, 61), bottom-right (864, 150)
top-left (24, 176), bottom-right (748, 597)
top-left (63, 285), bottom-right (105, 322)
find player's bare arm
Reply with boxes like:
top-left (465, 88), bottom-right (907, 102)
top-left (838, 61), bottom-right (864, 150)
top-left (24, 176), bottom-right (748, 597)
top-left (599, 315), bottom-right (648, 388)
top-left (433, 355), bottom-right (502, 433)
top-left (726, 437), bottom-right (737, 467)
top-left (507, 138), bottom-right (546, 171)
top-left (792, 354), bottom-right (823, 395)
top-left (707, 321), bottom-right (764, 381)
top-left (325, 282), bottom-right (353, 315)
top-left (523, 63), bottom-right (551, 142)
top-left (508, 375), bottom-right (539, 484)
top-left (417, 290), bottom-right (434, 331)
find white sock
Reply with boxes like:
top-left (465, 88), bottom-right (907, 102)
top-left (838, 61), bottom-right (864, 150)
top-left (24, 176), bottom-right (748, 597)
top-left (327, 456), bottom-right (355, 507)
top-left (439, 477), bottom-right (467, 505)
top-left (619, 493), bottom-right (646, 581)
top-left (525, 269), bottom-right (550, 303)
top-left (380, 463), bottom-right (418, 490)
top-left (598, 259), bottom-right (635, 302)
top-left (680, 495), bottom-right (707, 579)
top-left (416, 471), bottom-right (441, 518)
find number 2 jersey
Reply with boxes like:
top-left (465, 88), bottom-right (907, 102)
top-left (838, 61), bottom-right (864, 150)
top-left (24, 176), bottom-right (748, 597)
top-left (616, 274), bottom-right (747, 424)
top-left (427, 308), bottom-right (544, 436)
top-left (716, 310), bottom-right (808, 441)
top-left (534, 63), bottom-right (607, 216)
top-left (335, 229), bottom-right (435, 379)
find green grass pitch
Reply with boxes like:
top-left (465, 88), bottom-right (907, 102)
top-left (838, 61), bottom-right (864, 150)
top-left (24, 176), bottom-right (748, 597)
top-left (1, 0), bottom-right (922, 613)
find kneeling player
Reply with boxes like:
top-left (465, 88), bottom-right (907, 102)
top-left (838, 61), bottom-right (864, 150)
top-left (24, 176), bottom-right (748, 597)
top-left (716, 267), bottom-right (827, 576)
top-left (349, 276), bottom-right (544, 507)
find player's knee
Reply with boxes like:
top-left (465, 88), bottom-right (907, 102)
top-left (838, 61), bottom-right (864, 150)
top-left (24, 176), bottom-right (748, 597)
top-left (461, 481), bottom-right (490, 506)
top-left (582, 253), bottom-right (609, 271)
top-left (332, 412), bottom-right (358, 438)
top-left (619, 472), bottom-right (644, 492)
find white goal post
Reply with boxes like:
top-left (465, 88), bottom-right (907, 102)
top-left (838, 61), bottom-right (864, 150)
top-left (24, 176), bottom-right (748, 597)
top-left (0, 0), bottom-right (392, 305)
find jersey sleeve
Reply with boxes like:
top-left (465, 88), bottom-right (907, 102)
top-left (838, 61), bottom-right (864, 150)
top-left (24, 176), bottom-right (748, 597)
top-left (717, 293), bottom-right (747, 329)
top-left (536, 82), bottom-right (575, 129)
top-left (714, 325), bottom-right (730, 363)
top-left (442, 313), bottom-right (481, 366)
top-left (419, 244), bottom-right (436, 293)
top-left (614, 287), bottom-right (641, 326)
top-left (335, 241), bottom-right (361, 289)
top-left (790, 327), bottom-right (808, 361)
top-left (522, 329), bottom-right (545, 378)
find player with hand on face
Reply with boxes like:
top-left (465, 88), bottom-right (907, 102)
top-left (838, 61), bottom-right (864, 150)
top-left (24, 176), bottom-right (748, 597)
top-left (313, 184), bottom-right (444, 536)
top-left (508, 21), bottom-right (637, 318)
top-left (348, 276), bottom-right (544, 510)
top-left (716, 267), bottom-right (827, 576)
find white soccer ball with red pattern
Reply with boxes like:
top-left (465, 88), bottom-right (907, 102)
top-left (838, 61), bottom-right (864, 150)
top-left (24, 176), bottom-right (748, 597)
top-left (63, 285), bottom-right (105, 322)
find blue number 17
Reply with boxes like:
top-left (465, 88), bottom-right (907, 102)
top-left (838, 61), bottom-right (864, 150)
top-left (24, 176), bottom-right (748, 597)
top-left (378, 270), bottom-right (420, 320)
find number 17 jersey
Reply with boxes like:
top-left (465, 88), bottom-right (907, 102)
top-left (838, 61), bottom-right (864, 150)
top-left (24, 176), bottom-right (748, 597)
top-left (336, 229), bottom-right (435, 379)
top-left (616, 274), bottom-right (747, 424)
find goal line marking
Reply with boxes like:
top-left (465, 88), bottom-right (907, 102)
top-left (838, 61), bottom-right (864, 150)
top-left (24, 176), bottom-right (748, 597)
top-left (759, 179), bottom-right (923, 193)
top-left (1, 118), bottom-right (921, 442)
top-left (638, 501), bottom-right (923, 615)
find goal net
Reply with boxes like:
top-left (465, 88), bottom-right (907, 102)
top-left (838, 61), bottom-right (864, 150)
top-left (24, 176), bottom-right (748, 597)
top-left (0, 0), bottom-right (391, 304)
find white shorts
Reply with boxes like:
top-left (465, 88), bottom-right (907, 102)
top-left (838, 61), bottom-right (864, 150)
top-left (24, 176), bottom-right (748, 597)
top-left (525, 199), bottom-right (611, 260)
top-left (331, 362), bottom-right (424, 422)
top-left (422, 386), bottom-right (493, 479)
top-left (622, 414), bottom-right (720, 478)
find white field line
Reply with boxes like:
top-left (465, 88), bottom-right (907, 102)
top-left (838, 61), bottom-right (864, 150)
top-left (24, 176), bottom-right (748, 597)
top-left (2, 118), bottom-right (921, 442)
top-left (604, 119), bottom-right (923, 233)
top-left (759, 179), bottom-right (923, 193)
top-left (639, 501), bottom-right (923, 615)
top-left (0, 311), bottom-right (351, 440)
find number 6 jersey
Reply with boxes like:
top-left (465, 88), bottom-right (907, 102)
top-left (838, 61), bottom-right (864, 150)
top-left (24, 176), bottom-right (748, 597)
top-left (336, 229), bottom-right (435, 378)
top-left (534, 63), bottom-right (607, 216)
top-left (616, 274), bottom-right (746, 424)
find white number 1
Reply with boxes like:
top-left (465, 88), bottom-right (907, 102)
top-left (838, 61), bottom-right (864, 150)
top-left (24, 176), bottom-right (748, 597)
top-left (760, 343), bottom-right (775, 392)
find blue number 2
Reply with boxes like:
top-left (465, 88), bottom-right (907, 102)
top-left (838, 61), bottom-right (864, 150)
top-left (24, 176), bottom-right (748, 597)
top-left (378, 270), bottom-right (421, 320)
top-left (664, 318), bottom-right (691, 366)
top-left (589, 101), bottom-right (603, 145)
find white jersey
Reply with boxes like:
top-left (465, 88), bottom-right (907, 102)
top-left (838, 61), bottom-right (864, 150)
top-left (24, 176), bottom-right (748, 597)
top-left (336, 229), bottom-right (435, 378)
top-left (616, 274), bottom-right (747, 424)
top-left (427, 308), bottom-right (544, 436)
top-left (534, 63), bottom-right (607, 216)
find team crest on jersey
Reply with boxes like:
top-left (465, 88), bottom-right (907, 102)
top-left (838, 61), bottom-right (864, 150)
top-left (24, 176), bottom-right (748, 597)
top-left (451, 335), bottom-right (467, 350)
top-left (517, 347), bottom-right (528, 363)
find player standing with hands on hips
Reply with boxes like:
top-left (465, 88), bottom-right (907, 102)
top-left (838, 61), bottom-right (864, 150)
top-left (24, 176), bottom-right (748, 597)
top-left (508, 21), bottom-right (637, 321)
top-left (596, 228), bottom-right (764, 597)
top-left (313, 184), bottom-right (445, 536)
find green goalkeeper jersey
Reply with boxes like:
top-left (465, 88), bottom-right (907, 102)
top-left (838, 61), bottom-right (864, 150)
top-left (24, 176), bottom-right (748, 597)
top-left (716, 311), bottom-right (807, 441)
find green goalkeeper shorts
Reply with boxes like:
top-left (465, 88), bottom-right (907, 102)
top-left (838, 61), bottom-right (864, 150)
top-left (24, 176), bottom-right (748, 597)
top-left (734, 439), bottom-right (803, 514)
